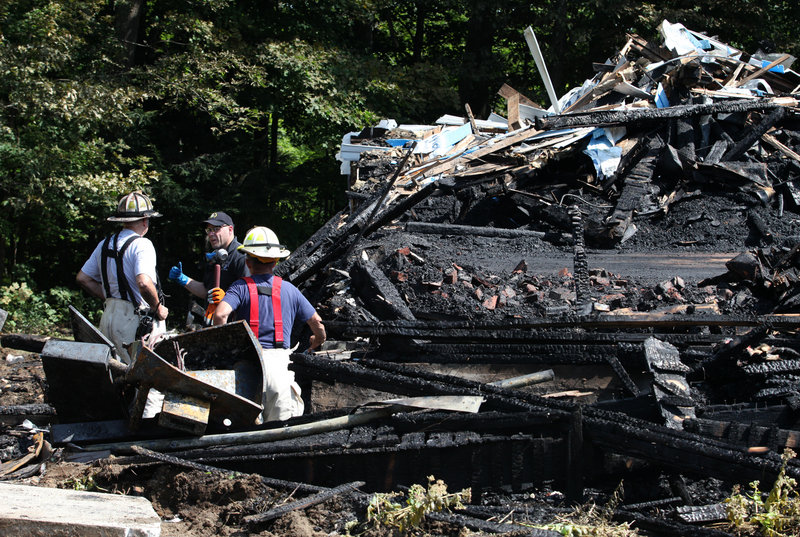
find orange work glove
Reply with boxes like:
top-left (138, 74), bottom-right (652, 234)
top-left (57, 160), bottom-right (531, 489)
top-left (207, 287), bottom-right (225, 304)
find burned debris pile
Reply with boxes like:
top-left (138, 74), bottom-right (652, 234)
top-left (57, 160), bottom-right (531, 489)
top-left (4, 20), bottom-right (800, 537)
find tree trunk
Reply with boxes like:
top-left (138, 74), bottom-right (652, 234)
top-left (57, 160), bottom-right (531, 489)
top-left (459, 0), bottom-right (498, 118)
top-left (114, 0), bottom-right (146, 66)
top-left (412, 2), bottom-right (426, 62)
top-left (269, 112), bottom-right (279, 172)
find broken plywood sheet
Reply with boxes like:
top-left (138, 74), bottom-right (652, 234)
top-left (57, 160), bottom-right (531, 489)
top-left (0, 482), bottom-right (161, 536)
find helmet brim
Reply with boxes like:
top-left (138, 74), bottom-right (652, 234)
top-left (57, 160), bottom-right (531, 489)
top-left (107, 211), bottom-right (163, 222)
top-left (238, 245), bottom-right (290, 259)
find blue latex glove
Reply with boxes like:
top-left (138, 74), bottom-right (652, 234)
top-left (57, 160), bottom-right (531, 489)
top-left (168, 262), bottom-right (190, 286)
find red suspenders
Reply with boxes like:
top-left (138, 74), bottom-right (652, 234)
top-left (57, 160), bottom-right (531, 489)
top-left (243, 276), bottom-right (283, 345)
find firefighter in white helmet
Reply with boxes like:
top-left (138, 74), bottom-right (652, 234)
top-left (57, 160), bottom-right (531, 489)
top-left (212, 226), bottom-right (325, 422)
top-left (76, 191), bottom-right (169, 364)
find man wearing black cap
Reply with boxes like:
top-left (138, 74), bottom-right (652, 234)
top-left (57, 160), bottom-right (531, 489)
top-left (168, 211), bottom-right (248, 318)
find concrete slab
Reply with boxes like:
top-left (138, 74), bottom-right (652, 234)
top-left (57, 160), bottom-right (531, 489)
top-left (0, 482), bottom-right (161, 536)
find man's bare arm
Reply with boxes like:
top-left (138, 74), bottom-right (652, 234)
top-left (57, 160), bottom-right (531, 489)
top-left (306, 312), bottom-right (326, 350)
top-left (183, 278), bottom-right (208, 300)
top-left (136, 274), bottom-right (168, 321)
top-left (76, 270), bottom-right (104, 299)
top-left (212, 301), bottom-right (233, 325)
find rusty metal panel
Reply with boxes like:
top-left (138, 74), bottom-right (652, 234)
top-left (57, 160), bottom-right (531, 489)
top-left (153, 320), bottom-right (264, 405)
top-left (159, 392), bottom-right (211, 435)
top-left (187, 370), bottom-right (236, 394)
top-left (68, 305), bottom-right (115, 350)
top-left (41, 340), bottom-right (125, 422)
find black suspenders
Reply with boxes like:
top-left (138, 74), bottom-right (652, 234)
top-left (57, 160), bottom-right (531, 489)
top-left (100, 232), bottom-right (140, 303)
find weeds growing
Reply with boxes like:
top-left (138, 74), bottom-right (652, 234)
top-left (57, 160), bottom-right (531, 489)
top-left (725, 448), bottom-right (800, 536)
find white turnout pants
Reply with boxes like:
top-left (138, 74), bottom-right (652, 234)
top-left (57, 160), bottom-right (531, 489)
top-left (99, 298), bottom-right (167, 419)
top-left (260, 347), bottom-right (304, 423)
top-left (99, 298), bottom-right (140, 364)
top-left (99, 297), bottom-right (166, 364)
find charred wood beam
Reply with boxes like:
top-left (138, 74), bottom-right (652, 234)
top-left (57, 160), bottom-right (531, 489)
top-left (404, 221), bottom-right (569, 242)
top-left (584, 414), bottom-right (799, 484)
top-left (0, 333), bottom-right (50, 353)
top-left (569, 206), bottom-right (591, 311)
top-left (604, 354), bottom-right (640, 396)
top-left (684, 417), bottom-right (800, 452)
top-left (605, 137), bottom-right (661, 241)
top-left (291, 353), bottom-right (548, 414)
top-left (244, 481), bottom-right (365, 526)
top-left (743, 359), bottom-right (800, 375)
top-left (287, 182), bottom-right (437, 285)
top-left (190, 431), bottom-right (565, 475)
top-left (0, 404), bottom-right (56, 426)
top-left (535, 99), bottom-right (786, 130)
top-left (166, 412), bottom-right (569, 464)
top-left (691, 326), bottom-right (769, 378)
top-left (613, 509), bottom-right (733, 537)
top-left (676, 503), bottom-right (727, 524)
top-left (351, 257), bottom-right (416, 321)
top-left (328, 314), bottom-right (794, 337)
top-left (426, 511), bottom-right (562, 536)
top-left (343, 142), bottom-right (417, 260)
top-left (358, 347), bottom-right (618, 365)
top-left (722, 106), bottom-right (788, 162)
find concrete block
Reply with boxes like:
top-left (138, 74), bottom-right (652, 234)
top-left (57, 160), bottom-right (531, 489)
top-left (0, 482), bottom-right (161, 536)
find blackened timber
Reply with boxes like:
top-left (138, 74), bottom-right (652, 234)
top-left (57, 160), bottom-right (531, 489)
top-left (244, 481), bottom-right (365, 526)
top-left (351, 257), bottom-right (416, 321)
top-left (275, 208), bottom-right (346, 279)
top-left (288, 182), bottom-right (436, 284)
top-left (691, 326), bottom-right (769, 378)
top-left (405, 221), bottom-right (567, 242)
top-left (722, 105), bottom-right (788, 162)
top-left (534, 99), bottom-right (786, 130)
top-left (569, 206), bottom-right (590, 311)
top-left (584, 414), bottom-right (800, 484)
top-left (327, 314), bottom-right (798, 336)
top-left (343, 142), bottom-right (417, 260)
top-left (360, 347), bottom-right (617, 365)
top-left (743, 359), bottom-right (800, 375)
top-left (0, 333), bottom-right (50, 353)
top-left (290, 353), bottom-right (573, 416)
top-left (566, 407), bottom-right (585, 503)
top-left (333, 326), bottom-right (726, 348)
top-left (606, 137), bottom-right (661, 241)
top-left (426, 511), bottom-right (562, 536)
top-left (0, 403), bottom-right (56, 426)
top-left (683, 417), bottom-right (800, 451)
top-left (613, 509), bottom-right (734, 537)
top-left (676, 503), bottom-right (727, 524)
top-left (604, 354), bottom-right (640, 396)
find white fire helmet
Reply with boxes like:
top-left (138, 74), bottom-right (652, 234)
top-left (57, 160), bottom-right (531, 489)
top-left (238, 226), bottom-right (290, 259)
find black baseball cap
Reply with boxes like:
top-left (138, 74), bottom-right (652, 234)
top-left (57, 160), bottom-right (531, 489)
top-left (204, 211), bottom-right (234, 227)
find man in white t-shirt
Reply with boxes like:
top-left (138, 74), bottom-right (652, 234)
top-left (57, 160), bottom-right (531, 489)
top-left (77, 191), bottom-right (169, 364)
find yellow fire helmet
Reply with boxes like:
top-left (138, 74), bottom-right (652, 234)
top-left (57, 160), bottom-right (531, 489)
top-left (238, 226), bottom-right (290, 259)
top-left (107, 191), bottom-right (162, 222)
